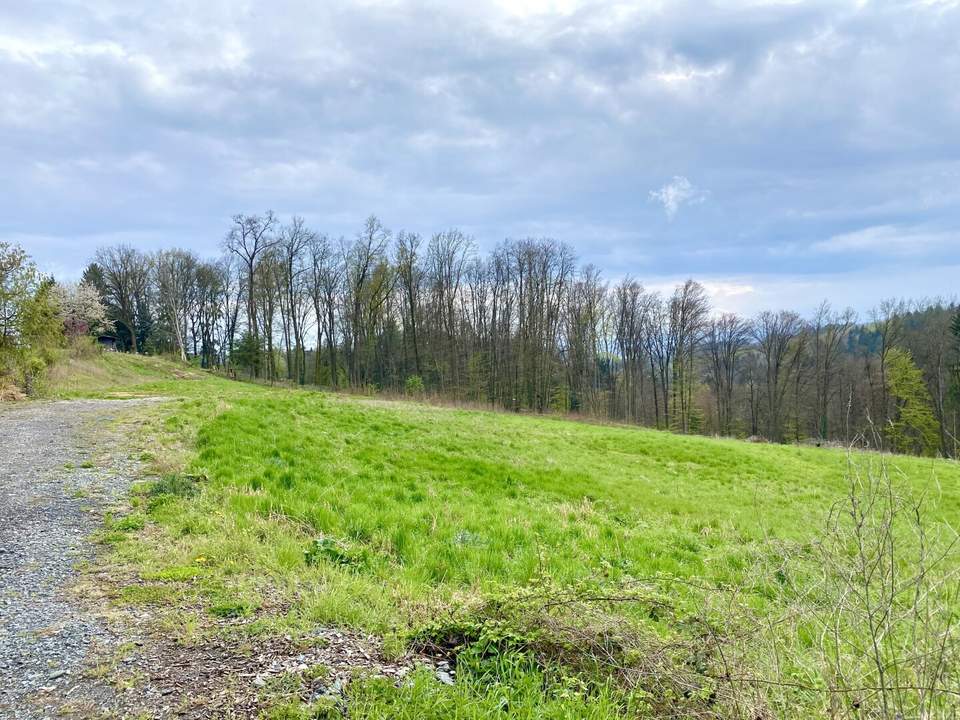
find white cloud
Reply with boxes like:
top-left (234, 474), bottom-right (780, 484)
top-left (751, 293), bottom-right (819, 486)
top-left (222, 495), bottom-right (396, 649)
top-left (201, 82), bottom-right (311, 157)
top-left (651, 61), bottom-right (729, 87)
top-left (648, 176), bottom-right (708, 219)
top-left (491, 0), bottom-right (582, 18)
top-left (641, 266), bottom-right (960, 317)
top-left (812, 225), bottom-right (956, 256)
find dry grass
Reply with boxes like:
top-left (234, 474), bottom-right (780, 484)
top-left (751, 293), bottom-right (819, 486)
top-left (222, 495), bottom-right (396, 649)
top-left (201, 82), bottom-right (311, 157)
top-left (0, 377), bottom-right (26, 401)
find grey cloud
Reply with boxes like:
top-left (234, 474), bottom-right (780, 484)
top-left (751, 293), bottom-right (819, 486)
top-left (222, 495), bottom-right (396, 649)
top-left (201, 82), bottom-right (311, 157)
top-left (1, 0), bottom-right (958, 311)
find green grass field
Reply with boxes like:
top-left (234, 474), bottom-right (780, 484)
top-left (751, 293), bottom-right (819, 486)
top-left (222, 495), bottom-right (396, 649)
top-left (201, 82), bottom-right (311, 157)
top-left (52, 354), bottom-right (960, 718)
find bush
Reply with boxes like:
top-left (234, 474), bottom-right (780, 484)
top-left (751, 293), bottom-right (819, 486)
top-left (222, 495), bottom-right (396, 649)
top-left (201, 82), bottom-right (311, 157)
top-left (405, 374), bottom-right (425, 396)
top-left (231, 332), bottom-right (263, 375)
top-left (1, 244), bottom-right (64, 396)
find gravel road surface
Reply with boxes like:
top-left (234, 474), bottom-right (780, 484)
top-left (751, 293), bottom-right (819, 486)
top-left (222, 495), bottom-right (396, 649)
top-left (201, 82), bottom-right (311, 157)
top-left (0, 400), bottom-right (147, 719)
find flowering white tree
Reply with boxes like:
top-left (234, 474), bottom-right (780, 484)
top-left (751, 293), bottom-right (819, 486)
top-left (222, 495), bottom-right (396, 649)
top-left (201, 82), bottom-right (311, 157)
top-left (54, 281), bottom-right (111, 338)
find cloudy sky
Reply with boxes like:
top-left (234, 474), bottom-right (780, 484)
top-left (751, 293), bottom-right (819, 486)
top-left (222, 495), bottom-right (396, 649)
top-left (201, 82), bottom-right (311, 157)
top-left (3, 0), bottom-right (958, 314)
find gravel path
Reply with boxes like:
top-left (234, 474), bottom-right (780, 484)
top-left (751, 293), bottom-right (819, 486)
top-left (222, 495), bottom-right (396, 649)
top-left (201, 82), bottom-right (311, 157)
top-left (0, 399), bottom-right (151, 719)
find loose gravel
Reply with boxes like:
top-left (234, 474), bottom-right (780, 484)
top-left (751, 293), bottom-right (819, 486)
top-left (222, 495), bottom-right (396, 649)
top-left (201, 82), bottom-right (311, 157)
top-left (0, 399), bottom-right (151, 719)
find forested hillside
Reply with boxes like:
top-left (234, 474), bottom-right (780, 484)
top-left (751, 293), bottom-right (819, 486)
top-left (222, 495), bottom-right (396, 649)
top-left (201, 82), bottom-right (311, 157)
top-left (70, 214), bottom-right (960, 457)
top-left (3, 230), bottom-right (957, 457)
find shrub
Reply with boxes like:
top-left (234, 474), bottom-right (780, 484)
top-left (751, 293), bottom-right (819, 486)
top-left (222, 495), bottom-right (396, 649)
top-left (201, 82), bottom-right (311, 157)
top-left (231, 332), bottom-right (263, 376)
top-left (1, 244), bottom-right (64, 396)
top-left (404, 374), bottom-right (425, 396)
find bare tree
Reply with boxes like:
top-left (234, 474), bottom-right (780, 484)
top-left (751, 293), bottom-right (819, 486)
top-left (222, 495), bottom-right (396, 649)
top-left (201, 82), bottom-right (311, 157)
top-left (613, 278), bottom-right (653, 423)
top-left (752, 310), bottom-right (805, 442)
top-left (192, 261), bottom-right (226, 369)
top-left (868, 298), bottom-right (906, 432)
top-left (220, 257), bottom-right (243, 367)
top-left (308, 234), bottom-right (344, 387)
top-left (705, 313), bottom-right (750, 436)
top-left (79, 212), bottom-right (960, 457)
top-left (276, 217), bottom-right (314, 384)
top-left (343, 216), bottom-right (393, 386)
top-left (223, 211), bottom-right (278, 376)
top-left (812, 301), bottom-right (856, 442)
top-left (670, 280), bottom-right (710, 433)
top-left (395, 231), bottom-right (424, 378)
top-left (95, 245), bottom-right (150, 353)
top-left (155, 248), bottom-right (199, 362)
top-left (427, 229), bottom-right (473, 395)
top-left (566, 266), bottom-right (606, 416)
top-left (254, 249), bottom-right (281, 380)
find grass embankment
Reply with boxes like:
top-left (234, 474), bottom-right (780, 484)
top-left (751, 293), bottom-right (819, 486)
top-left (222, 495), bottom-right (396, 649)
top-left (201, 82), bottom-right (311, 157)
top-left (45, 351), bottom-right (201, 397)
top-left (55, 354), bottom-right (960, 718)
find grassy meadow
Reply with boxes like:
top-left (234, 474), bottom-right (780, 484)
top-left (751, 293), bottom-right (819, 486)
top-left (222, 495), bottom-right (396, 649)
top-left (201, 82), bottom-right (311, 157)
top-left (50, 354), bottom-right (960, 718)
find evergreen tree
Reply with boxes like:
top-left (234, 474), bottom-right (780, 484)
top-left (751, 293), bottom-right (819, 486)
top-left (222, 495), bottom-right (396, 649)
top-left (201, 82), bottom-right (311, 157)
top-left (885, 348), bottom-right (940, 456)
top-left (81, 263), bottom-right (108, 302)
top-left (232, 332), bottom-right (262, 376)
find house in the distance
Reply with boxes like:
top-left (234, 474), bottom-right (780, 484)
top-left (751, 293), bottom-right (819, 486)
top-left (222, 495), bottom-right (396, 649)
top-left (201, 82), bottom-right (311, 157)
top-left (97, 335), bottom-right (118, 352)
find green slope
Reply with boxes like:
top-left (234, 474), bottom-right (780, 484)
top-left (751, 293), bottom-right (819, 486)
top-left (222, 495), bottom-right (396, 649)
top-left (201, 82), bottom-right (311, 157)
top-left (73, 354), bottom-right (960, 718)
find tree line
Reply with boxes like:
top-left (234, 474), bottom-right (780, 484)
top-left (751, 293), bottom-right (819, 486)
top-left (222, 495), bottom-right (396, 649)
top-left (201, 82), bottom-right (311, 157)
top-left (5, 215), bottom-right (957, 457)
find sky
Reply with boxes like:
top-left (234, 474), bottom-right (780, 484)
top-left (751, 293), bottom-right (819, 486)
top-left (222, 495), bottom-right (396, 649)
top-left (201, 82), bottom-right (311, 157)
top-left (2, 0), bottom-right (958, 316)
